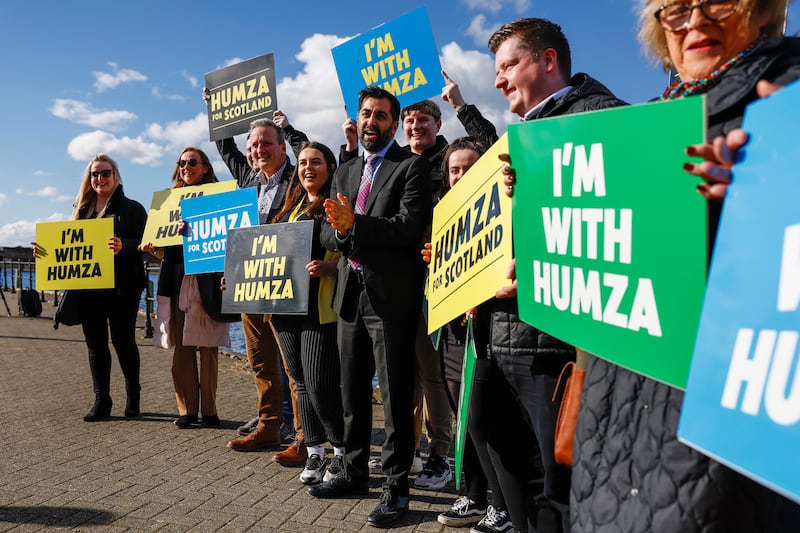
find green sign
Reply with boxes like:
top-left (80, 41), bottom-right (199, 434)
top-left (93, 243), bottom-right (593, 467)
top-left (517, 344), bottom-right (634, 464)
top-left (454, 318), bottom-right (476, 490)
top-left (508, 98), bottom-right (707, 389)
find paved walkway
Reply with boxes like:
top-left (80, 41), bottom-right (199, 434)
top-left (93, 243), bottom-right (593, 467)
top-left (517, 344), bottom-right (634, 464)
top-left (0, 291), bottom-right (462, 532)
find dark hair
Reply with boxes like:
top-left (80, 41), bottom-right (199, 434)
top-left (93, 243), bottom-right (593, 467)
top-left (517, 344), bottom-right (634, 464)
top-left (358, 86), bottom-right (401, 121)
top-left (171, 147), bottom-right (218, 188)
top-left (488, 18), bottom-right (572, 81)
top-left (249, 118), bottom-right (286, 144)
top-left (441, 137), bottom-right (486, 195)
top-left (272, 141), bottom-right (336, 223)
top-left (402, 99), bottom-right (442, 121)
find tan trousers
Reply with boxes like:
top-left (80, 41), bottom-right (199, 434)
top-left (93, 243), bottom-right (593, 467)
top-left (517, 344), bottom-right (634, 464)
top-left (242, 313), bottom-right (303, 439)
top-left (170, 300), bottom-right (218, 416)
top-left (172, 345), bottom-right (219, 416)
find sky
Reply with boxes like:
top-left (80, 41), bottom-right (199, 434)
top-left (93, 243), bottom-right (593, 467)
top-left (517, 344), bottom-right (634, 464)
top-left (1, 0), bottom-right (799, 247)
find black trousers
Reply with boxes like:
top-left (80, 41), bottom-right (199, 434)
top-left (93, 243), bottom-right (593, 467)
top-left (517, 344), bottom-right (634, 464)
top-left (337, 279), bottom-right (416, 496)
top-left (78, 289), bottom-right (141, 400)
top-left (272, 311), bottom-right (343, 448)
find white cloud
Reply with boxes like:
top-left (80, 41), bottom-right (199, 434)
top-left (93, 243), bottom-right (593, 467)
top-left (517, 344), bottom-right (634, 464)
top-left (67, 130), bottom-right (167, 166)
top-left (466, 14), bottom-right (501, 47)
top-left (16, 186), bottom-right (58, 198)
top-left (50, 99), bottom-right (138, 131)
top-left (144, 113), bottom-right (209, 154)
top-left (461, 0), bottom-right (530, 13)
top-left (93, 62), bottom-right (148, 92)
top-left (0, 192), bottom-right (6, 206)
top-left (182, 70), bottom-right (199, 88)
top-left (150, 86), bottom-right (186, 102)
top-left (438, 42), bottom-right (516, 141)
top-left (0, 213), bottom-right (67, 247)
top-left (219, 57), bottom-right (246, 69)
top-left (275, 33), bottom-right (353, 151)
top-left (14, 187), bottom-right (72, 203)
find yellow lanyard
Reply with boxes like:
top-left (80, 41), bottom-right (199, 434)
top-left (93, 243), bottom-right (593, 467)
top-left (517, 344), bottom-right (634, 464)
top-left (288, 198), bottom-right (306, 222)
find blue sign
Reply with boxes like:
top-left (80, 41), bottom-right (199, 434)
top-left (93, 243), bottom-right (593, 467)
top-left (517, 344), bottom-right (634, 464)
top-left (181, 188), bottom-right (258, 274)
top-left (678, 80), bottom-right (800, 505)
top-left (331, 6), bottom-right (442, 119)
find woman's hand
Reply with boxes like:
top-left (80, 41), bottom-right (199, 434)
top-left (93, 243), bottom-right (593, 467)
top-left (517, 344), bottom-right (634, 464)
top-left (108, 235), bottom-right (122, 256)
top-left (421, 242), bottom-right (432, 264)
top-left (307, 259), bottom-right (338, 278)
top-left (138, 242), bottom-right (163, 260)
top-left (684, 130), bottom-right (749, 201)
top-left (683, 80), bottom-right (783, 201)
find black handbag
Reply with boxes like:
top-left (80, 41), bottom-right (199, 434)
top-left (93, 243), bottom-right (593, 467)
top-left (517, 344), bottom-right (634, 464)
top-left (54, 290), bottom-right (81, 329)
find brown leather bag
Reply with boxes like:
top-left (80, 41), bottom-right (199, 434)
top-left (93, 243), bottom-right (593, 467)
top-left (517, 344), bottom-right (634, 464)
top-left (552, 350), bottom-right (588, 466)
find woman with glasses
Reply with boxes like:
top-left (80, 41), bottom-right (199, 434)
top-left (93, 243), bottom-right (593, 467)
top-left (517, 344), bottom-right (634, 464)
top-left (140, 147), bottom-right (231, 429)
top-left (569, 1), bottom-right (800, 531)
top-left (72, 154), bottom-right (147, 421)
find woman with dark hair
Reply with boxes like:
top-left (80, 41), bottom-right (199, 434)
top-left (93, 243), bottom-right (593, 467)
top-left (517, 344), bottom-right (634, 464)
top-left (72, 153), bottom-right (147, 421)
top-left (140, 147), bottom-right (230, 429)
top-left (270, 141), bottom-right (346, 485)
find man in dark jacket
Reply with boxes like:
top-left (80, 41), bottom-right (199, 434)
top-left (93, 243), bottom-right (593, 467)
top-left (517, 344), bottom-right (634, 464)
top-left (216, 119), bottom-right (299, 454)
top-left (477, 18), bottom-right (626, 533)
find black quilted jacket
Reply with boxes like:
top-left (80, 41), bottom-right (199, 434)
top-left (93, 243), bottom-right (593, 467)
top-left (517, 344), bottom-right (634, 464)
top-left (571, 37), bottom-right (800, 533)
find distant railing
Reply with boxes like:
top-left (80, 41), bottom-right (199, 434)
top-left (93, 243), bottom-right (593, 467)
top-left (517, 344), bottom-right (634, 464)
top-left (0, 258), bottom-right (158, 337)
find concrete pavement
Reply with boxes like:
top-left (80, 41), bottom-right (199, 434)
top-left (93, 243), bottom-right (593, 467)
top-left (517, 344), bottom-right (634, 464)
top-left (0, 291), bottom-right (464, 532)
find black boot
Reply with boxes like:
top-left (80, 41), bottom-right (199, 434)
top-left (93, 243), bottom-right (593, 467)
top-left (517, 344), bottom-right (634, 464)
top-left (84, 396), bottom-right (112, 422)
top-left (125, 385), bottom-right (141, 418)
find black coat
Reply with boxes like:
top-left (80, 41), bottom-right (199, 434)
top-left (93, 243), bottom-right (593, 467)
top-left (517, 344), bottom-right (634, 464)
top-left (571, 37), bottom-right (800, 533)
top-left (78, 185), bottom-right (147, 297)
top-left (321, 141), bottom-right (431, 321)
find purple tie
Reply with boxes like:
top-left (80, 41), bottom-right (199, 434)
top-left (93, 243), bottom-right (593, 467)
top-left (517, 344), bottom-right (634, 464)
top-left (349, 154), bottom-right (379, 270)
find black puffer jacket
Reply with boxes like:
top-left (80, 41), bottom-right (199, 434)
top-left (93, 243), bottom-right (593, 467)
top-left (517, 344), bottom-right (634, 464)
top-left (77, 185), bottom-right (147, 297)
top-left (571, 37), bottom-right (800, 533)
top-left (537, 73), bottom-right (627, 118)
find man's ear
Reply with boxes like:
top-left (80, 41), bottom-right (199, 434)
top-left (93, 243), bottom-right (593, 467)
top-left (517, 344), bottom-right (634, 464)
top-left (542, 48), bottom-right (558, 74)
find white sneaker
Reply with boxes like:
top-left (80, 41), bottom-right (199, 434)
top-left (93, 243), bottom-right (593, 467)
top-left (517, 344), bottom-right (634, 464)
top-left (410, 453), bottom-right (424, 475)
top-left (368, 457), bottom-right (383, 474)
top-left (414, 454), bottom-right (452, 490)
top-left (299, 454), bottom-right (326, 485)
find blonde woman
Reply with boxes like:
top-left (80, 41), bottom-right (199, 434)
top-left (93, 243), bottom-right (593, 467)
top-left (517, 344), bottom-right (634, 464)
top-left (73, 154), bottom-right (147, 421)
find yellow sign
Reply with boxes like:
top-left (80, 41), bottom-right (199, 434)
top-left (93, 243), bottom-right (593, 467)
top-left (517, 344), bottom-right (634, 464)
top-left (426, 134), bottom-right (513, 334)
top-left (35, 218), bottom-right (115, 290)
top-left (140, 181), bottom-right (236, 247)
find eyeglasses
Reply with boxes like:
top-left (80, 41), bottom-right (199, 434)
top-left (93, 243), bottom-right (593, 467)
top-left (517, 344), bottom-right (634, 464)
top-left (655, 0), bottom-right (737, 32)
top-left (90, 169), bottom-right (113, 179)
top-left (178, 158), bottom-right (202, 168)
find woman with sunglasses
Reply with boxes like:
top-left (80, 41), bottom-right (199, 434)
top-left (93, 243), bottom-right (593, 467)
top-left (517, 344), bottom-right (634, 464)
top-left (567, 1), bottom-right (800, 531)
top-left (140, 147), bottom-right (231, 428)
top-left (72, 153), bottom-right (147, 421)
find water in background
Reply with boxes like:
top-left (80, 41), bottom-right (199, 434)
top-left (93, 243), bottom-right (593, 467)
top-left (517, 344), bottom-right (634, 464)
top-left (141, 274), bottom-right (245, 355)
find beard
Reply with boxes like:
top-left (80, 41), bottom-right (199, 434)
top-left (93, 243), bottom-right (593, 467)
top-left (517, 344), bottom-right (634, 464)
top-left (360, 125), bottom-right (394, 152)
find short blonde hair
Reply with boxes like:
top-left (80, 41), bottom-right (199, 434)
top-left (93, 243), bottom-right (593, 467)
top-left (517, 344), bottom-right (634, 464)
top-left (72, 153), bottom-right (122, 220)
top-left (638, 0), bottom-right (790, 69)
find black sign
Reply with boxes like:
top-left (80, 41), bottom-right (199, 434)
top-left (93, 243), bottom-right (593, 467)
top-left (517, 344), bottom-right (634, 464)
top-left (205, 53), bottom-right (278, 141)
top-left (222, 221), bottom-right (313, 315)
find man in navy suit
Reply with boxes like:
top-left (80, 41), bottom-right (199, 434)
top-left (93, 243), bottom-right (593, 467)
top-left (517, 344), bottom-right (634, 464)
top-left (310, 86), bottom-right (431, 528)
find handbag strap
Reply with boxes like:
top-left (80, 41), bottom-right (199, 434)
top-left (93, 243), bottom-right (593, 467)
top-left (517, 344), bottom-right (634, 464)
top-left (551, 361), bottom-right (576, 402)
